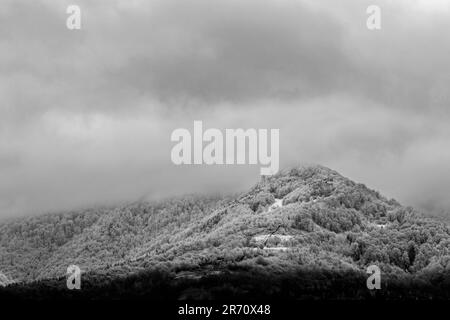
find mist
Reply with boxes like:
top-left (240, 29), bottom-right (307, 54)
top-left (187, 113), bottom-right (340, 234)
top-left (1, 0), bottom-right (450, 218)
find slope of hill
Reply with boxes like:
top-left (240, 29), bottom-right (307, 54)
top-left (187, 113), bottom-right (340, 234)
top-left (0, 194), bottom-right (227, 282)
top-left (0, 165), bottom-right (449, 299)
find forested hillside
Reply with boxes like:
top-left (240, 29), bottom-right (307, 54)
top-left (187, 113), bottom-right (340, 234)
top-left (1, 165), bottom-right (449, 298)
top-left (0, 195), bottom-right (227, 282)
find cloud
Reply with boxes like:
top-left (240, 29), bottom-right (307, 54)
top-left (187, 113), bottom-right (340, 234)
top-left (1, 0), bottom-right (450, 218)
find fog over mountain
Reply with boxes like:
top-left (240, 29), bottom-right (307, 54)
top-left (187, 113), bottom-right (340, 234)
top-left (1, 0), bottom-right (450, 219)
top-left (1, 166), bottom-right (449, 299)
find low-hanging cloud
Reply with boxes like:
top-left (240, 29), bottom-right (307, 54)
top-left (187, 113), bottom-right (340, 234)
top-left (1, 0), bottom-right (450, 218)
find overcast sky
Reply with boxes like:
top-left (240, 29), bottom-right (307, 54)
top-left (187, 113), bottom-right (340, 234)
top-left (1, 0), bottom-right (450, 219)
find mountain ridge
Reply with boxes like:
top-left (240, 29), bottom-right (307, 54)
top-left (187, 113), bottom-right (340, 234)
top-left (1, 165), bottom-right (449, 285)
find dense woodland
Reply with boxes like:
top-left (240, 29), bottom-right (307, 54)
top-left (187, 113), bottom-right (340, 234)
top-left (0, 165), bottom-right (449, 299)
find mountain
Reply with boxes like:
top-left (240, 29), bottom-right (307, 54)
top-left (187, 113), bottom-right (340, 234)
top-left (1, 165), bottom-right (449, 299)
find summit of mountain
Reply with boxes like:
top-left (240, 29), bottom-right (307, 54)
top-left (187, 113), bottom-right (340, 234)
top-left (0, 165), bottom-right (449, 285)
